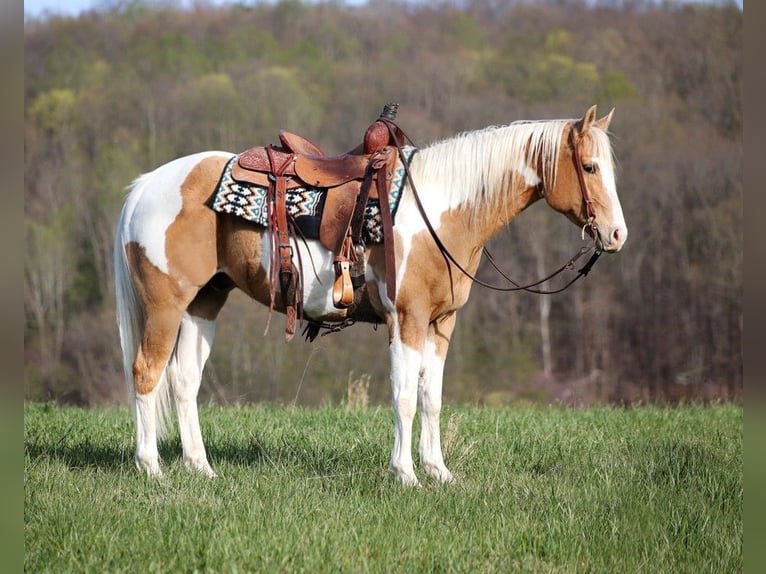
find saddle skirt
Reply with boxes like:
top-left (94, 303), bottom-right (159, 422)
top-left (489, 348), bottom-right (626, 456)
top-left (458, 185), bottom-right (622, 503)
top-left (210, 147), bottom-right (416, 245)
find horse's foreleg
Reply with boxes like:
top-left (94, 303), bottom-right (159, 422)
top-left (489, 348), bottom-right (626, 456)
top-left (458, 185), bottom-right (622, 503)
top-left (418, 312), bottom-right (457, 483)
top-left (167, 312), bottom-right (218, 477)
top-left (388, 314), bottom-right (427, 486)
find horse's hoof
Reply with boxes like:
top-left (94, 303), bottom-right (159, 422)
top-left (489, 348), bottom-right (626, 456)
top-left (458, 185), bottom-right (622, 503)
top-left (393, 470), bottom-right (421, 487)
top-left (184, 457), bottom-right (217, 478)
top-left (135, 456), bottom-right (163, 478)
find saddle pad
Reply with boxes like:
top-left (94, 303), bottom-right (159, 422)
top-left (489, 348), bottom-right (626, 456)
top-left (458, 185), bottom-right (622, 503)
top-left (210, 146), bottom-right (417, 245)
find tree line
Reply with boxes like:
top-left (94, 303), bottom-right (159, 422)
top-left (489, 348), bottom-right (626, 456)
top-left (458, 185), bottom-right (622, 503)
top-left (24, 0), bottom-right (742, 406)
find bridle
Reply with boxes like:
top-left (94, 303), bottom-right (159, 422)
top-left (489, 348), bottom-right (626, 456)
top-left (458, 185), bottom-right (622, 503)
top-left (381, 118), bottom-right (602, 295)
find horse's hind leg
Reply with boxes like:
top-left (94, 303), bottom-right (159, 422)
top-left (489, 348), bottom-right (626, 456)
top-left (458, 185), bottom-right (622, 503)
top-left (166, 278), bottom-right (232, 477)
top-left (132, 304), bottom-right (190, 476)
top-left (126, 244), bottom-right (201, 476)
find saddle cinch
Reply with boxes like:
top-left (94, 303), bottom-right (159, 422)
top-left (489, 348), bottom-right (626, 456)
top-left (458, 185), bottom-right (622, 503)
top-left (230, 104), bottom-right (407, 341)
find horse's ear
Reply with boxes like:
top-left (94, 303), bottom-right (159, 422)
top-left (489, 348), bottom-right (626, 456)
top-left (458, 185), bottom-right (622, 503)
top-left (595, 108), bottom-right (615, 132)
top-left (576, 105), bottom-right (598, 134)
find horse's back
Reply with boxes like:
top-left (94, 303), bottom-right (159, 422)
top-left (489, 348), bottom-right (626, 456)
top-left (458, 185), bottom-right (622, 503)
top-left (124, 151), bottom-right (231, 211)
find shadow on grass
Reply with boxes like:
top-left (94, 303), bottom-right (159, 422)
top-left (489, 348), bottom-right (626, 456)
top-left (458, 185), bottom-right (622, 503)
top-left (24, 437), bottom-right (133, 471)
top-left (206, 436), bottom-right (386, 480)
top-left (25, 432), bottom-right (385, 482)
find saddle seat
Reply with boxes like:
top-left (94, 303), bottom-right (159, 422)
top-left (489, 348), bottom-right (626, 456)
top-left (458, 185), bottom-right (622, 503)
top-left (236, 146), bottom-right (373, 189)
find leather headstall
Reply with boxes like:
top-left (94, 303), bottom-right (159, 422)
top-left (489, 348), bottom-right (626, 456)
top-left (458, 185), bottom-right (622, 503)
top-left (569, 128), bottom-right (597, 236)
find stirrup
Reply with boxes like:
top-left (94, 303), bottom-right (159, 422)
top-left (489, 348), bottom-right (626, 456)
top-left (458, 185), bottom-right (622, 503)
top-left (332, 259), bottom-right (354, 309)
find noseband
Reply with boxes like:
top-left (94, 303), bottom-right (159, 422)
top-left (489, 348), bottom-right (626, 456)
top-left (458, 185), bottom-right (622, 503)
top-left (386, 120), bottom-right (602, 295)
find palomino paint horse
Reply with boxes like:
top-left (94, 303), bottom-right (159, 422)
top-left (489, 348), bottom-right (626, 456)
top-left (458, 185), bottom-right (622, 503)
top-left (114, 105), bottom-right (626, 485)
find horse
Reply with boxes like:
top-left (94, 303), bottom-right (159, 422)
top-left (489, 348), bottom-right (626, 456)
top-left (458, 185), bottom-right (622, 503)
top-left (114, 105), bottom-right (627, 486)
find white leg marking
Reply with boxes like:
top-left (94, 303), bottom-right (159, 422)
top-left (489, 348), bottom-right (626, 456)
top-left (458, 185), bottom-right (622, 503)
top-left (134, 389), bottom-right (163, 477)
top-left (389, 328), bottom-right (422, 486)
top-left (167, 313), bottom-right (217, 477)
top-left (418, 338), bottom-right (454, 483)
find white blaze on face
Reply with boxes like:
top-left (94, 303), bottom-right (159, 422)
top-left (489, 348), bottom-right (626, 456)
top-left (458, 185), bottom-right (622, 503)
top-left (593, 156), bottom-right (628, 249)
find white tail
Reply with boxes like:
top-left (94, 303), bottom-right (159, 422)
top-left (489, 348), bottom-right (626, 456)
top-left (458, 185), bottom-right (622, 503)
top-left (114, 176), bottom-right (174, 439)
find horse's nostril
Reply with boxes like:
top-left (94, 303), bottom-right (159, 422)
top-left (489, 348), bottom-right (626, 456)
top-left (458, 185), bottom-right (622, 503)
top-left (612, 227), bottom-right (621, 243)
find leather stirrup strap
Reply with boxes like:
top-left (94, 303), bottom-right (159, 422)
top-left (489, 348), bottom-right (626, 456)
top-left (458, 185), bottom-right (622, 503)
top-left (267, 145), bottom-right (298, 341)
top-left (336, 157), bottom-right (381, 308)
top-left (350, 163), bottom-right (375, 245)
top-left (373, 148), bottom-right (397, 302)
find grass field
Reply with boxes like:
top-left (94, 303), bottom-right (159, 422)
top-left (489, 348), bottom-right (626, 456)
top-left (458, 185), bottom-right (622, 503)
top-left (24, 402), bottom-right (742, 573)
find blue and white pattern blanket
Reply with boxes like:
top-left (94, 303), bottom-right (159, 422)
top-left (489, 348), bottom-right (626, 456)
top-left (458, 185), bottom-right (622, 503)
top-left (210, 146), bottom-right (416, 244)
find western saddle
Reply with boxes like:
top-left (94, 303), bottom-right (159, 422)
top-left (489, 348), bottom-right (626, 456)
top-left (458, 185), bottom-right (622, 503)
top-left (230, 103), bottom-right (408, 341)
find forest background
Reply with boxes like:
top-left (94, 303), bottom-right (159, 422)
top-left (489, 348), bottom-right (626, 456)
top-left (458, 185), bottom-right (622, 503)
top-left (24, 0), bottom-right (743, 408)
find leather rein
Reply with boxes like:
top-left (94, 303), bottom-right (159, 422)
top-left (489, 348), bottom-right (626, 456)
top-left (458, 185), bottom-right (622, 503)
top-left (381, 119), bottom-right (602, 296)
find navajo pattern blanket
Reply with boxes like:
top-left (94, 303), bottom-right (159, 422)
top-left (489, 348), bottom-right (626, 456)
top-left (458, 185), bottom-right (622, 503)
top-left (210, 146), bottom-right (417, 245)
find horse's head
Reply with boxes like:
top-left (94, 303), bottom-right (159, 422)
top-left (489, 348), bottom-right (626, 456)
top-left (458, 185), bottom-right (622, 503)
top-left (544, 105), bottom-right (627, 253)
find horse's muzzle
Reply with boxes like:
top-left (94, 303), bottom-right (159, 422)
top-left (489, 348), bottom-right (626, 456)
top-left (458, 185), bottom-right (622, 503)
top-left (598, 224), bottom-right (627, 253)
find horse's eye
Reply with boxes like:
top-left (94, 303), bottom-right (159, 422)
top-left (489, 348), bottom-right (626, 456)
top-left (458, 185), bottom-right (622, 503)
top-left (583, 163), bottom-right (597, 174)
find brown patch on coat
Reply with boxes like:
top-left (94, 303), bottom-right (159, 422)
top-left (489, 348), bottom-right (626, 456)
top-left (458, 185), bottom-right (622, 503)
top-left (215, 213), bottom-right (273, 306)
top-left (125, 242), bottom-right (199, 395)
top-left (394, 218), bottom-right (481, 351)
top-left (164, 156), bottom-right (228, 288)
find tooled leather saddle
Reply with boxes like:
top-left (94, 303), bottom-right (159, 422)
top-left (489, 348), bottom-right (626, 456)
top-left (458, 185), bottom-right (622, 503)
top-left (229, 103), bottom-right (407, 341)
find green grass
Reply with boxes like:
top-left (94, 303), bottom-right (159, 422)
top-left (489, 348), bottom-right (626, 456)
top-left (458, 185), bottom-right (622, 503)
top-left (25, 403), bottom-right (742, 573)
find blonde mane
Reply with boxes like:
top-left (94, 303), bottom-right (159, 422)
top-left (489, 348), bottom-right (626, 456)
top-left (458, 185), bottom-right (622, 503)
top-left (409, 119), bottom-right (615, 223)
top-left (414, 120), bottom-right (568, 214)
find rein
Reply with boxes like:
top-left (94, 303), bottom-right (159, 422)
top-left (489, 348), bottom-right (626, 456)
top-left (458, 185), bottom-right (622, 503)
top-left (380, 117), bottom-right (602, 295)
